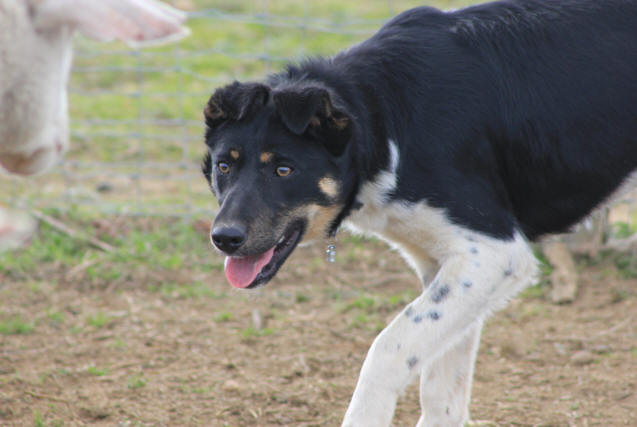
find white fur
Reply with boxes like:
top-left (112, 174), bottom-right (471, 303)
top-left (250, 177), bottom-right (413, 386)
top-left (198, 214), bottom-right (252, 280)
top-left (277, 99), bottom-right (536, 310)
top-left (0, 208), bottom-right (37, 252)
top-left (0, 0), bottom-right (188, 176)
top-left (342, 140), bottom-right (539, 427)
top-left (0, 0), bottom-right (188, 251)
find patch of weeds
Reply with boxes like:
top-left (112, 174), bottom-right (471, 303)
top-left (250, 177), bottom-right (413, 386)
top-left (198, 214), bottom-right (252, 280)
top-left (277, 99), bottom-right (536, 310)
top-left (87, 366), bottom-right (110, 377)
top-left (85, 265), bottom-right (122, 282)
top-left (295, 293), bottom-right (310, 303)
top-left (34, 410), bottom-right (45, 427)
top-left (328, 290), bottom-right (344, 301)
top-left (215, 312), bottom-right (233, 322)
top-left (374, 320), bottom-right (385, 333)
top-left (350, 313), bottom-right (368, 328)
top-left (611, 221), bottom-right (636, 239)
top-left (383, 291), bottom-right (418, 308)
top-left (127, 375), bottom-right (147, 390)
top-left (46, 309), bottom-right (65, 325)
top-left (519, 283), bottom-right (548, 299)
top-left (29, 282), bottom-right (44, 294)
top-left (344, 294), bottom-right (376, 313)
top-left (111, 338), bottom-right (127, 349)
top-left (86, 312), bottom-right (112, 329)
top-left (240, 327), bottom-right (274, 339)
top-left (612, 252), bottom-right (637, 279)
top-left (0, 316), bottom-right (35, 335)
top-left (152, 281), bottom-right (223, 299)
top-left (533, 248), bottom-right (554, 279)
top-left (0, 213), bottom-right (91, 277)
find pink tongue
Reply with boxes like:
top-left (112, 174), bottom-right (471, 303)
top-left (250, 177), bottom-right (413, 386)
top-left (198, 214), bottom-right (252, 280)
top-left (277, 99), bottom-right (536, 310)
top-left (224, 248), bottom-right (275, 288)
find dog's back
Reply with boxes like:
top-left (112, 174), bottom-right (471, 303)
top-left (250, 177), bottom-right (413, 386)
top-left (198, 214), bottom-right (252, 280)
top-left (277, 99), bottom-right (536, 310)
top-left (283, 0), bottom-right (637, 241)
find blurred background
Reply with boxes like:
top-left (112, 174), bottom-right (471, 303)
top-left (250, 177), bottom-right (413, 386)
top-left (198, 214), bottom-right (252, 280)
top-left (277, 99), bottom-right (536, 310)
top-left (2, 0), bottom-right (476, 217)
top-left (1, 2), bottom-right (635, 426)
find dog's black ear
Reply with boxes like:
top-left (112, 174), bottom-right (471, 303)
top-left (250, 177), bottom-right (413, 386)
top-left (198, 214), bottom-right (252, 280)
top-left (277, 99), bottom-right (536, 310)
top-left (201, 152), bottom-right (212, 185)
top-left (273, 86), bottom-right (352, 155)
top-left (204, 82), bottom-right (269, 128)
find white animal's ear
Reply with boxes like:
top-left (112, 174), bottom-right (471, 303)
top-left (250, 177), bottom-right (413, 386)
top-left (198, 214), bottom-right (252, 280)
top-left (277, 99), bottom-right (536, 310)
top-left (33, 0), bottom-right (190, 47)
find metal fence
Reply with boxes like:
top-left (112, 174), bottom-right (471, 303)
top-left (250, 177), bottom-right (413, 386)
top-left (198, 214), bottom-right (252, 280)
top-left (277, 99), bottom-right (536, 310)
top-left (2, 0), bottom-right (637, 244)
top-left (2, 1), bottom-right (427, 218)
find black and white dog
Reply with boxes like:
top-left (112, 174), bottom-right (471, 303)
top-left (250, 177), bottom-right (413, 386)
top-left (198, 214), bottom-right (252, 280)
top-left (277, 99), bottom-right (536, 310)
top-left (202, 1), bottom-right (637, 425)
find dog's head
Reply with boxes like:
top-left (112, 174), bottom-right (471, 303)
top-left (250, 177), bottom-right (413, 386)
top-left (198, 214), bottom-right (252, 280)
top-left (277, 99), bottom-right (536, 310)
top-left (202, 81), bottom-right (356, 289)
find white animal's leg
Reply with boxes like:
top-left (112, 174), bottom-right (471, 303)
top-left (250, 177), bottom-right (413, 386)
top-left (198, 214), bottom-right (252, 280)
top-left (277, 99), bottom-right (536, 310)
top-left (341, 233), bottom-right (537, 427)
top-left (416, 320), bottom-right (483, 427)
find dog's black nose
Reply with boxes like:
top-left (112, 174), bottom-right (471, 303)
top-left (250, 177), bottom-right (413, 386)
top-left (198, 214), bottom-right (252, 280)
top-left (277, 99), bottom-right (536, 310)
top-left (211, 225), bottom-right (246, 254)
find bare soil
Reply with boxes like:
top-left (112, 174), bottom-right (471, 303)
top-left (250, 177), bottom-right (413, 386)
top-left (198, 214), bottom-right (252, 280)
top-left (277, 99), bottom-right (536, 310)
top-left (1, 231), bottom-right (636, 426)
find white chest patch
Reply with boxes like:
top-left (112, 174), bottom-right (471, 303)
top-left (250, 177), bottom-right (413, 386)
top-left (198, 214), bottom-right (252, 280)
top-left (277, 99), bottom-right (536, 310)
top-left (344, 139), bottom-right (521, 280)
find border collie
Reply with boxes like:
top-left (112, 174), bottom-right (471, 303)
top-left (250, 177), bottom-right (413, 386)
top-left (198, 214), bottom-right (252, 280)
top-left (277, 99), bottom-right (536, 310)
top-left (201, 1), bottom-right (637, 425)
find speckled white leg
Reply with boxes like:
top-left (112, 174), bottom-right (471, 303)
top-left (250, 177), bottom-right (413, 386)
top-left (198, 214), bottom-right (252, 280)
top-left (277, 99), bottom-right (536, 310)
top-left (416, 320), bottom-right (483, 427)
top-left (341, 234), bottom-right (537, 427)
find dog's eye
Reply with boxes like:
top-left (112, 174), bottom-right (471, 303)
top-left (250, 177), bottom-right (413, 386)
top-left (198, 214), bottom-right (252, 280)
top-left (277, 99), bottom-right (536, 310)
top-left (217, 162), bottom-right (230, 174)
top-left (275, 166), bottom-right (293, 177)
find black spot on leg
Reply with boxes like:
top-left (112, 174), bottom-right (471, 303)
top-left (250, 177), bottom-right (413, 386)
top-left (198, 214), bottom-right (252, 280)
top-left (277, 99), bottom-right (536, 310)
top-left (470, 247), bottom-right (478, 255)
top-left (504, 260), bottom-right (514, 277)
top-left (431, 284), bottom-right (450, 303)
top-left (462, 281), bottom-right (473, 289)
top-left (407, 356), bottom-right (419, 369)
top-left (413, 314), bottom-right (423, 323)
top-left (428, 310), bottom-right (442, 321)
top-left (404, 306), bottom-right (413, 318)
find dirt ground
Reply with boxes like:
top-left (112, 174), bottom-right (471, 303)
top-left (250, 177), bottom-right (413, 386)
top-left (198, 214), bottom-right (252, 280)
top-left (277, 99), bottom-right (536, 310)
top-left (1, 227), bottom-right (636, 426)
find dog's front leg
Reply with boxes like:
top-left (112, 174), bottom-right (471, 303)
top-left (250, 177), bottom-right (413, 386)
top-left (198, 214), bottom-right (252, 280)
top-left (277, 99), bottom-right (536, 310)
top-left (341, 233), bottom-right (537, 427)
top-left (416, 319), bottom-right (483, 427)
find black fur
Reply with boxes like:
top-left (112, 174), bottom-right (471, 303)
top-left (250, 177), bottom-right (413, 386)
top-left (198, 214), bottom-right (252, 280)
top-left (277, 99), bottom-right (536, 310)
top-left (204, 0), bottom-right (637, 271)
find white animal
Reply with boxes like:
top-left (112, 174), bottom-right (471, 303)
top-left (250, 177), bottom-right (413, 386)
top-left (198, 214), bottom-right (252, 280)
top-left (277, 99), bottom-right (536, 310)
top-left (0, 0), bottom-right (188, 251)
top-left (0, 0), bottom-right (189, 176)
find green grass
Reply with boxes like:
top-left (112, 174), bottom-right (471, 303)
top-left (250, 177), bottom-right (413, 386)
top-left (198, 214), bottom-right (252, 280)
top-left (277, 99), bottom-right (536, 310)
top-left (86, 312), bottom-right (112, 329)
top-left (149, 281), bottom-right (224, 299)
top-left (46, 310), bottom-right (65, 325)
top-left (33, 410), bottom-right (45, 427)
top-left (214, 311), bottom-right (234, 322)
top-left (127, 375), bottom-right (147, 390)
top-left (1, 0), bottom-right (477, 214)
top-left (87, 366), bottom-right (110, 377)
top-left (0, 209), bottom-right (217, 286)
top-left (344, 294), bottom-right (376, 312)
top-left (0, 316), bottom-right (35, 335)
top-left (240, 327), bottom-right (275, 339)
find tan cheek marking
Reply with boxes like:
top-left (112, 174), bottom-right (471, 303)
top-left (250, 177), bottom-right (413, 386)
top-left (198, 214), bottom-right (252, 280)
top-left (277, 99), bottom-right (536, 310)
top-left (318, 177), bottom-right (339, 199)
top-left (295, 203), bottom-right (342, 241)
top-left (230, 150), bottom-right (239, 160)
top-left (260, 152), bottom-right (273, 163)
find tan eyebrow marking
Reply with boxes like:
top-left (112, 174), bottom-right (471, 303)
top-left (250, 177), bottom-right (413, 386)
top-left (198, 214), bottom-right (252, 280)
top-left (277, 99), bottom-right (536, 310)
top-left (230, 150), bottom-right (239, 160)
top-left (260, 152), bottom-right (273, 163)
top-left (318, 176), bottom-right (339, 199)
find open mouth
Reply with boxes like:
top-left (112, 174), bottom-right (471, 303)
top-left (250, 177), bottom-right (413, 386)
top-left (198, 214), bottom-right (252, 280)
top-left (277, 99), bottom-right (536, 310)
top-left (223, 221), bottom-right (305, 289)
